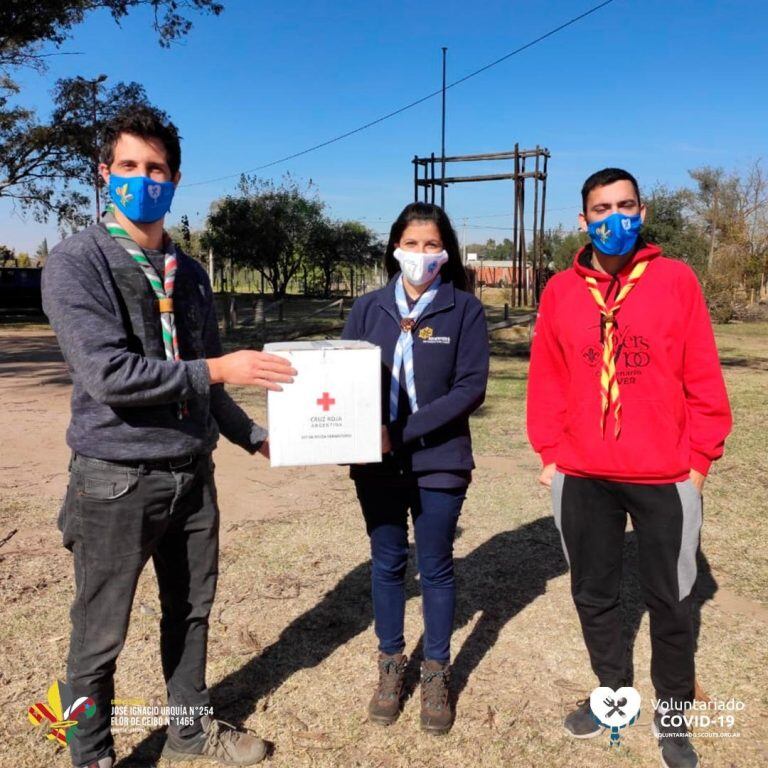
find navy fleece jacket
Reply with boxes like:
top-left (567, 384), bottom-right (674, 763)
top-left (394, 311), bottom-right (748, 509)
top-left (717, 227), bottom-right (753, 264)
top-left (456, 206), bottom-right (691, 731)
top-left (341, 275), bottom-right (489, 477)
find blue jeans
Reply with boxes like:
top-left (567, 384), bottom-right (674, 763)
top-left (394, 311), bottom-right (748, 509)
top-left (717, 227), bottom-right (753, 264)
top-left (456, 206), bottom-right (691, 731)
top-left (355, 482), bottom-right (465, 663)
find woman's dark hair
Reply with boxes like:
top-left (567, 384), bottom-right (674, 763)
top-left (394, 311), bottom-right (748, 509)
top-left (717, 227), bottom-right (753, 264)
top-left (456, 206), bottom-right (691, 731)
top-left (581, 167), bottom-right (640, 212)
top-left (100, 106), bottom-right (181, 176)
top-left (384, 202), bottom-right (468, 291)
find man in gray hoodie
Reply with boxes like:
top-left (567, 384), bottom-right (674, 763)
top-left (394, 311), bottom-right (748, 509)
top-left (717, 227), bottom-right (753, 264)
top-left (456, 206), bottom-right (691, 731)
top-left (42, 106), bottom-right (294, 768)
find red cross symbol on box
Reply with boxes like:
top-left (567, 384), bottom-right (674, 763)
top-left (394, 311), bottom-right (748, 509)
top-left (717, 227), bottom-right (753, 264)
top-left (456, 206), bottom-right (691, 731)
top-left (316, 392), bottom-right (336, 412)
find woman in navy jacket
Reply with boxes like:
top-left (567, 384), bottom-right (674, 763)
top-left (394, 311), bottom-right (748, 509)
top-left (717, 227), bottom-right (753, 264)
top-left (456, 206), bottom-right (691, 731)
top-left (341, 202), bottom-right (489, 734)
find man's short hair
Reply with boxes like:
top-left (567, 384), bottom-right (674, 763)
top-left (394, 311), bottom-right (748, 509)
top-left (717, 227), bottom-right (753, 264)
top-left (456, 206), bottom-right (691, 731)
top-left (100, 106), bottom-right (181, 176)
top-left (581, 168), bottom-right (640, 212)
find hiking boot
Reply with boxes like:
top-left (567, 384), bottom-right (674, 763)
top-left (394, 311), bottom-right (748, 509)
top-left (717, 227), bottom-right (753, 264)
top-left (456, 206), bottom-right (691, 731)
top-left (161, 716), bottom-right (269, 765)
top-left (652, 711), bottom-right (700, 768)
top-left (420, 660), bottom-right (453, 734)
top-left (368, 652), bottom-right (407, 725)
top-left (563, 698), bottom-right (603, 739)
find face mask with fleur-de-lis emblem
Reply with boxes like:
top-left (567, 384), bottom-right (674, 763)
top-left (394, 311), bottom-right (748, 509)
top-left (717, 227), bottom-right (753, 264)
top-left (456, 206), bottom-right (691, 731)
top-left (108, 174), bottom-right (175, 223)
top-left (587, 212), bottom-right (642, 256)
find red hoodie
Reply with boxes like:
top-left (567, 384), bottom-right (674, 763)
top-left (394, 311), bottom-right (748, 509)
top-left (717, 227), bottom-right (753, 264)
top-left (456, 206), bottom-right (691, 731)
top-left (526, 242), bottom-right (732, 484)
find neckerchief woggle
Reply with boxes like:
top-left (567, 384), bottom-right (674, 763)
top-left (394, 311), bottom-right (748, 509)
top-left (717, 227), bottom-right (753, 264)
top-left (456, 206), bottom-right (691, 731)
top-left (390, 274), bottom-right (442, 422)
top-left (102, 204), bottom-right (186, 419)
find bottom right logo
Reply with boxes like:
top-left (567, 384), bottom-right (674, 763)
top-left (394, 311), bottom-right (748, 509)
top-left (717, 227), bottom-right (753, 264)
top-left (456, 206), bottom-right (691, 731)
top-left (589, 686), bottom-right (642, 746)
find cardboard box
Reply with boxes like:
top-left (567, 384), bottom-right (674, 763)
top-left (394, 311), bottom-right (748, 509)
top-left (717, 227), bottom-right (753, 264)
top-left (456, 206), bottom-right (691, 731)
top-left (264, 340), bottom-right (382, 467)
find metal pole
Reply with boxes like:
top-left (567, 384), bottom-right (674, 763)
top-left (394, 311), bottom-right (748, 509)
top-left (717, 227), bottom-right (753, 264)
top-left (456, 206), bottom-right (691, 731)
top-left (413, 155), bottom-right (419, 203)
top-left (92, 83), bottom-right (100, 219)
top-left (78, 74), bottom-right (107, 221)
top-left (441, 46), bottom-right (447, 209)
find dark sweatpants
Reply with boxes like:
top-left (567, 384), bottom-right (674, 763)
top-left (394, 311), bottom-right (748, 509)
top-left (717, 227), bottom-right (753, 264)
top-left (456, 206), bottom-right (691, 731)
top-left (551, 472), bottom-right (702, 705)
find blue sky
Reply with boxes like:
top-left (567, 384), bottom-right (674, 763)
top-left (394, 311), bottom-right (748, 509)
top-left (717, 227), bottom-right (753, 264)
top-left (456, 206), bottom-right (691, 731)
top-left (3, 0), bottom-right (767, 253)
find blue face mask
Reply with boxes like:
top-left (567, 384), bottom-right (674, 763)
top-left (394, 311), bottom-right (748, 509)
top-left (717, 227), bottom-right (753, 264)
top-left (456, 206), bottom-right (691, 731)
top-left (108, 174), bottom-right (175, 223)
top-left (587, 212), bottom-right (643, 256)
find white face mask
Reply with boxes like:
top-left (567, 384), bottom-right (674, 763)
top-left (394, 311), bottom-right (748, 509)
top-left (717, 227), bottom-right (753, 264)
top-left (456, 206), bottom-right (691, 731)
top-left (393, 247), bottom-right (448, 286)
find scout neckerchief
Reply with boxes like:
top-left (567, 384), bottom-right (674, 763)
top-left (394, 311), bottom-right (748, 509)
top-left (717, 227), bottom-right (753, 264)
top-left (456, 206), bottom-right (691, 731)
top-left (583, 257), bottom-right (650, 438)
top-left (390, 274), bottom-right (442, 422)
top-left (102, 204), bottom-right (185, 418)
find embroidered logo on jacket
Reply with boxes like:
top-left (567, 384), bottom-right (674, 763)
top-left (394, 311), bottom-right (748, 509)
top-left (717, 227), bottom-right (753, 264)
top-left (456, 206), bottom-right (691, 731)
top-left (417, 326), bottom-right (450, 344)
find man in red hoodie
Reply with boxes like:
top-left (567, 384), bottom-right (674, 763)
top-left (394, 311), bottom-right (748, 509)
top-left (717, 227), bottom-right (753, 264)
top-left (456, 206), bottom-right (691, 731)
top-left (527, 168), bottom-right (731, 768)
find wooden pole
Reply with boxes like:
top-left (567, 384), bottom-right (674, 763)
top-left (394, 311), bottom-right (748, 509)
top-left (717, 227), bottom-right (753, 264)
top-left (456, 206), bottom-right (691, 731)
top-left (532, 149), bottom-right (541, 304)
top-left (430, 153), bottom-right (436, 205)
top-left (512, 143), bottom-right (520, 307)
top-left (538, 153), bottom-right (549, 308)
top-left (520, 155), bottom-right (526, 307)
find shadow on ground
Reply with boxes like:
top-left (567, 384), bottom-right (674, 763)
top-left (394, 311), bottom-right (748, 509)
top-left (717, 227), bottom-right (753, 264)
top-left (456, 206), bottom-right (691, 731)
top-left (718, 355), bottom-right (768, 371)
top-left (0, 333), bottom-right (71, 385)
top-left (117, 514), bottom-right (717, 766)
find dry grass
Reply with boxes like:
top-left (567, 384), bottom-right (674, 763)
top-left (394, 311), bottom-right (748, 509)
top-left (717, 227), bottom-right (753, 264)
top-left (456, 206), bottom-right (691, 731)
top-left (1, 322), bottom-right (766, 767)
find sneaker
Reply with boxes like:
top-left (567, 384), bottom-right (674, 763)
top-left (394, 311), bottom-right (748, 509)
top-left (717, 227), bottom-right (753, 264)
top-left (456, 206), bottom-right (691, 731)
top-left (368, 652), bottom-right (407, 725)
top-left (420, 660), bottom-right (453, 734)
top-left (161, 716), bottom-right (269, 765)
top-left (652, 712), bottom-right (700, 768)
top-left (563, 698), bottom-right (603, 739)
top-left (78, 759), bottom-right (114, 768)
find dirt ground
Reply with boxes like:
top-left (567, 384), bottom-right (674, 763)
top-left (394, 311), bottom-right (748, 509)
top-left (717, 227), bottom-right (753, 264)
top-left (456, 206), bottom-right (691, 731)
top-left (1, 321), bottom-right (766, 768)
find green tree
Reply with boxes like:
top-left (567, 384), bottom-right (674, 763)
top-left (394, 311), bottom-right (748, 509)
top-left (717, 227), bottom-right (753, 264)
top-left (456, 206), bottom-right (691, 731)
top-left (688, 162), bottom-right (768, 318)
top-left (168, 215), bottom-right (206, 266)
top-left (642, 184), bottom-right (709, 272)
top-left (740, 161), bottom-right (768, 297)
top-left (0, 2), bottom-right (223, 226)
top-left (485, 237), bottom-right (513, 260)
top-left (35, 238), bottom-right (49, 265)
top-left (179, 214), bottom-right (193, 253)
top-left (1, 2), bottom-right (224, 72)
top-left (0, 80), bottom-right (85, 225)
top-left (205, 176), bottom-right (325, 297)
top-left (688, 166), bottom-right (743, 272)
top-left (463, 242), bottom-right (487, 259)
top-left (50, 78), bottom-right (167, 223)
top-left (0, 77), bottom-right (163, 228)
top-left (306, 219), bottom-right (379, 298)
top-left (541, 226), bottom-right (588, 272)
top-left (0, 244), bottom-right (15, 264)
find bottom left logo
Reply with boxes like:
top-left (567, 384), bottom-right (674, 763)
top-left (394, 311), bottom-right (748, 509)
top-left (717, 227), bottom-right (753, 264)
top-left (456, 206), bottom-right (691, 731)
top-left (27, 680), bottom-right (97, 746)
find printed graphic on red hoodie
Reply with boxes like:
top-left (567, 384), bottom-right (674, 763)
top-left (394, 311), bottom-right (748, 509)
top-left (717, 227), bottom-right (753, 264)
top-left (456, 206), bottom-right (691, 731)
top-left (526, 242), bottom-right (732, 484)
